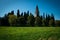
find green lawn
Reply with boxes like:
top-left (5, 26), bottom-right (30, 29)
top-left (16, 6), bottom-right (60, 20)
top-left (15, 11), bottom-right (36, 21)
top-left (0, 27), bottom-right (60, 40)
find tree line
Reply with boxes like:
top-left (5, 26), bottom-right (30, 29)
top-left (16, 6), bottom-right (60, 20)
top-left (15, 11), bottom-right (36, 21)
top-left (0, 5), bottom-right (60, 27)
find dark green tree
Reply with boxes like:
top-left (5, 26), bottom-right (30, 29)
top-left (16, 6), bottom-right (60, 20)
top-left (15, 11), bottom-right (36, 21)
top-left (35, 16), bottom-right (42, 26)
top-left (45, 14), bottom-right (48, 26)
top-left (17, 16), bottom-right (26, 26)
top-left (0, 17), bottom-right (1, 26)
top-left (49, 13), bottom-right (55, 26)
top-left (17, 9), bottom-right (20, 17)
top-left (8, 14), bottom-right (17, 26)
top-left (27, 13), bottom-right (35, 26)
top-left (11, 10), bottom-right (14, 15)
top-left (0, 14), bottom-right (10, 26)
top-left (42, 13), bottom-right (45, 26)
top-left (24, 12), bottom-right (28, 24)
top-left (55, 20), bottom-right (60, 26)
top-left (40, 16), bottom-right (43, 26)
top-left (27, 11), bottom-right (29, 17)
top-left (21, 12), bottom-right (23, 16)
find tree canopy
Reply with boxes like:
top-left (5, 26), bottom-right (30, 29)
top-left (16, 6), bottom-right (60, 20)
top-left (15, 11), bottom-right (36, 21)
top-left (0, 5), bottom-right (59, 27)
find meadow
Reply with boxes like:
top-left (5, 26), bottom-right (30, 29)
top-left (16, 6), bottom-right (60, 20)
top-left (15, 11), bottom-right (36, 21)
top-left (0, 27), bottom-right (60, 40)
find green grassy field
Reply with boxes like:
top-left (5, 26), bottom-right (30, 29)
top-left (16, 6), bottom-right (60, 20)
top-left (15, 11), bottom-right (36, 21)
top-left (0, 27), bottom-right (60, 40)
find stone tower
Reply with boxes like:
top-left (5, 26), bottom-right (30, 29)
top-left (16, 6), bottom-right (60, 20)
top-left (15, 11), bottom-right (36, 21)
top-left (35, 5), bottom-right (39, 17)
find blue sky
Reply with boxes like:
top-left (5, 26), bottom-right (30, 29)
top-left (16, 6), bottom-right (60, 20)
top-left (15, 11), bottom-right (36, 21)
top-left (0, 0), bottom-right (60, 20)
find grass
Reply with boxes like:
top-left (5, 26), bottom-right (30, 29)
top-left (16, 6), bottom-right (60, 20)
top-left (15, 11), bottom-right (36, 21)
top-left (0, 27), bottom-right (60, 40)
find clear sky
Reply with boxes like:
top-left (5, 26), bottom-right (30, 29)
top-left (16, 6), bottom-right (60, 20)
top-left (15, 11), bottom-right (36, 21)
top-left (0, 0), bottom-right (60, 20)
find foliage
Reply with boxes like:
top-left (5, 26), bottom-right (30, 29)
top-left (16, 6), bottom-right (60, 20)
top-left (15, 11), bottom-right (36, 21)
top-left (0, 5), bottom-right (59, 27)
top-left (27, 13), bottom-right (35, 26)
top-left (8, 15), bottom-right (17, 26)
